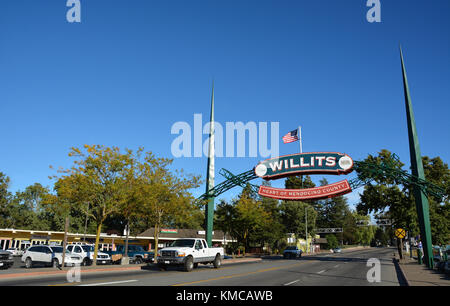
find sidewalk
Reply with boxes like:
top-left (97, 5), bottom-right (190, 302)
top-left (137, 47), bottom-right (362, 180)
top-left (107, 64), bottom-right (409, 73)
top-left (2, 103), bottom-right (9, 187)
top-left (395, 254), bottom-right (450, 286)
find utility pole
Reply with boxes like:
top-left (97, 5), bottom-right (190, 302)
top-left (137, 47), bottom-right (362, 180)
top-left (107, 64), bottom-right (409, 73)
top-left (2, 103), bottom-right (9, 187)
top-left (61, 216), bottom-right (69, 269)
top-left (305, 207), bottom-right (308, 254)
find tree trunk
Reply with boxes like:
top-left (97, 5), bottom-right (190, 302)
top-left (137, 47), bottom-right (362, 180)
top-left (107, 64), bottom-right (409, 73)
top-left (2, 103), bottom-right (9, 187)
top-left (61, 216), bottom-right (69, 269)
top-left (93, 221), bottom-right (103, 266)
top-left (124, 219), bottom-right (129, 258)
top-left (154, 223), bottom-right (159, 260)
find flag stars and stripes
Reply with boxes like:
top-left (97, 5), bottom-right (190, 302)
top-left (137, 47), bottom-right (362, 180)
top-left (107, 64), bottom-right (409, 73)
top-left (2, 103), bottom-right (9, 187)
top-left (282, 129), bottom-right (299, 144)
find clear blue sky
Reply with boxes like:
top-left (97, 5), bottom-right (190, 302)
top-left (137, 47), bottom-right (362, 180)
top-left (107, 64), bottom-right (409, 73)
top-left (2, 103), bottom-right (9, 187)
top-left (1, 0), bottom-right (449, 209)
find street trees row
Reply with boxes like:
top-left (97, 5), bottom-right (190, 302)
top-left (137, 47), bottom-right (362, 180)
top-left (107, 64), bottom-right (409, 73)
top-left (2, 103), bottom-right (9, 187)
top-left (1, 145), bottom-right (201, 264)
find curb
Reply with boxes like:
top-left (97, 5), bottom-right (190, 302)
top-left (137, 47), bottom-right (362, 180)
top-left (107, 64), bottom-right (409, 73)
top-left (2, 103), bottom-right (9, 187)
top-left (222, 258), bottom-right (262, 264)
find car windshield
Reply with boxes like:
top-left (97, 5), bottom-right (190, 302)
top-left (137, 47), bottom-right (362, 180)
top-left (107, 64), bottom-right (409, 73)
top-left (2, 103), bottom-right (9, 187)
top-left (170, 239), bottom-right (195, 248)
top-left (129, 246), bottom-right (144, 252)
top-left (82, 246), bottom-right (95, 252)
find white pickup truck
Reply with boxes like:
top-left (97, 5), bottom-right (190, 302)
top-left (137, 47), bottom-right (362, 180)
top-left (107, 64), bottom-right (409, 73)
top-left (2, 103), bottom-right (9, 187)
top-left (157, 238), bottom-right (224, 272)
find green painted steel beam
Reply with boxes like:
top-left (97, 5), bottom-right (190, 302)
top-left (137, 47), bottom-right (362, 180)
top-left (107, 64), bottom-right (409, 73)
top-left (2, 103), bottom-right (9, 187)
top-left (400, 47), bottom-right (434, 268)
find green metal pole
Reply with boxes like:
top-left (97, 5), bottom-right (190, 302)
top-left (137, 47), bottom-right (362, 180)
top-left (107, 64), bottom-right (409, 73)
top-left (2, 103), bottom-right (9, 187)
top-left (205, 81), bottom-right (215, 247)
top-left (399, 47), bottom-right (434, 269)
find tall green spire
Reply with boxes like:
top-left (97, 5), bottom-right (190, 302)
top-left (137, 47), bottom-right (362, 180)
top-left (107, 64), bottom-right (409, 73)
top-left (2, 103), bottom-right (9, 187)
top-left (205, 80), bottom-right (215, 247)
top-left (400, 46), bottom-right (434, 268)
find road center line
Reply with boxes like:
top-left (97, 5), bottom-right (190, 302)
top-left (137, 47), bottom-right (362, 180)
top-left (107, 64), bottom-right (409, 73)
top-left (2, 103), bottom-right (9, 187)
top-left (78, 279), bottom-right (138, 286)
top-left (317, 270), bottom-right (326, 274)
top-left (172, 262), bottom-right (306, 286)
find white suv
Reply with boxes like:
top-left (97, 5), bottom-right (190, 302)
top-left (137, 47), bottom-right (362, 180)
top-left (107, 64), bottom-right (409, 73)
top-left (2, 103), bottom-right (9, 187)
top-left (21, 245), bottom-right (82, 268)
top-left (66, 244), bottom-right (112, 266)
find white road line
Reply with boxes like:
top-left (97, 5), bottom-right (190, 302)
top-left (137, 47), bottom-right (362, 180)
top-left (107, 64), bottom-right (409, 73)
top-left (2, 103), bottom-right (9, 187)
top-left (334, 265), bottom-right (340, 268)
top-left (317, 270), bottom-right (326, 274)
top-left (283, 279), bottom-right (300, 286)
top-left (78, 280), bottom-right (138, 286)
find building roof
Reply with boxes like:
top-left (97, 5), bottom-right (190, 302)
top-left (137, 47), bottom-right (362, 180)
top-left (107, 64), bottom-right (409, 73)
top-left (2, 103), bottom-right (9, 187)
top-left (138, 228), bottom-right (232, 242)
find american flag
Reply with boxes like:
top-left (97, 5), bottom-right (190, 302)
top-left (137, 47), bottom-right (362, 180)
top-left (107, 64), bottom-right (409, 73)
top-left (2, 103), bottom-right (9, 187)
top-left (282, 129), bottom-right (299, 144)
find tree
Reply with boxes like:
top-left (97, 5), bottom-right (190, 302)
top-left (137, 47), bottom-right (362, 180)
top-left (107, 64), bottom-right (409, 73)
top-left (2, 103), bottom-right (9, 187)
top-left (325, 234), bottom-right (339, 249)
top-left (356, 150), bottom-right (450, 245)
top-left (258, 182), bottom-right (285, 254)
top-left (279, 175), bottom-right (317, 251)
top-left (356, 150), bottom-right (420, 238)
top-left (51, 145), bottom-right (138, 265)
top-left (135, 152), bottom-right (201, 258)
top-left (0, 172), bottom-right (13, 228)
top-left (232, 184), bottom-right (270, 254)
top-left (422, 156), bottom-right (450, 245)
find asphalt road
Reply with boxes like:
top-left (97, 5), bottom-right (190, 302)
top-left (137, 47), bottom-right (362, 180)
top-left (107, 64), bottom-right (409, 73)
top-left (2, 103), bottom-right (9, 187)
top-left (0, 247), bottom-right (404, 286)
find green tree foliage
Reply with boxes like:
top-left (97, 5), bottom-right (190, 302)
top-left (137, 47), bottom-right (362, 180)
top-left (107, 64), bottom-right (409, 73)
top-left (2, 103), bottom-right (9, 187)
top-left (356, 149), bottom-right (449, 245)
top-left (280, 176), bottom-right (317, 244)
top-left (133, 151), bottom-right (201, 256)
top-left (257, 182), bottom-right (285, 253)
top-left (325, 234), bottom-right (339, 249)
top-left (0, 172), bottom-right (13, 228)
top-left (214, 184), bottom-right (274, 255)
top-left (422, 156), bottom-right (450, 245)
top-left (50, 145), bottom-right (144, 264)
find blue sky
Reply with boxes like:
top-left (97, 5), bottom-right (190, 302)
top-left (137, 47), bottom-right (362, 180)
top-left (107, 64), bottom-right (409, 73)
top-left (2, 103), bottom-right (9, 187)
top-left (1, 0), bottom-right (449, 210)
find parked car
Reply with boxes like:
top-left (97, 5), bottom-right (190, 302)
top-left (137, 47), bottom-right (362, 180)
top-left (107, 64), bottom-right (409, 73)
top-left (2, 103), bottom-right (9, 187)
top-left (66, 244), bottom-right (112, 266)
top-left (6, 248), bottom-right (23, 256)
top-left (157, 238), bottom-right (224, 272)
top-left (333, 248), bottom-right (342, 253)
top-left (21, 245), bottom-right (83, 268)
top-left (103, 244), bottom-right (154, 264)
top-left (283, 246), bottom-right (303, 259)
top-left (0, 250), bottom-right (14, 269)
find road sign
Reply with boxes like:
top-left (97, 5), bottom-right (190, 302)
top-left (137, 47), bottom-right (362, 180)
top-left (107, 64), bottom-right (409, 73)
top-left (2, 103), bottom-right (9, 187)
top-left (316, 228), bottom-right (343, 234)
top-left (395, 228), bottom-right (406, 239)
top-left (376, 219), bottom-right (392, 226)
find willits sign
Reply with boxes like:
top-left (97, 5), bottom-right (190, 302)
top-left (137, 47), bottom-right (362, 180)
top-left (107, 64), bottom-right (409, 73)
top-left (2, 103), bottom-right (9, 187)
top-left (255, 152), bottom-right (354, 179)
top-left (255, 152), bottom-right (354, 201)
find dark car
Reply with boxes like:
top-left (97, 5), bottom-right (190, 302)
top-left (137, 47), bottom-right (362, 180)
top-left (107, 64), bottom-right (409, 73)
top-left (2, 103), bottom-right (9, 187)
top-left (0, 250), bottom-right (14, 269)
top-left (104, 245), bottom-right (154, 264)
top-left (283, 246), bottom-right (303, 259)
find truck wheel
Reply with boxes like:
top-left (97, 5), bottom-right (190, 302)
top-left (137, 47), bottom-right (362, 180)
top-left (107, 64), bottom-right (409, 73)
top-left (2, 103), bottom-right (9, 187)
top-left (134, 257), bottom-right (143, 264)
top-left (82, 257), bottom-right (91, 266)
top-left (25, 257), bottom-right (33, 269)
top-left (184, 256), bottom-right (194, 272)
top-left (213, 254), bottom-right (221, 269)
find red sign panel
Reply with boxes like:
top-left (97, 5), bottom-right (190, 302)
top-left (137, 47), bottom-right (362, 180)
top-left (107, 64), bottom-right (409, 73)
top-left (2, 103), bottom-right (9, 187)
top-left (258, 180), bottom-right (352, 200)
